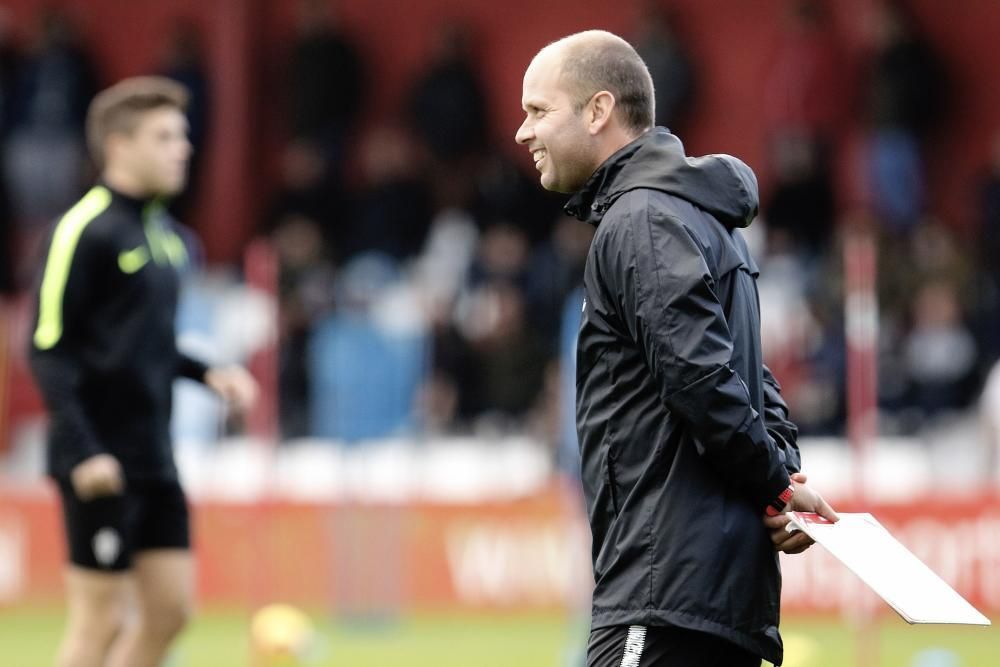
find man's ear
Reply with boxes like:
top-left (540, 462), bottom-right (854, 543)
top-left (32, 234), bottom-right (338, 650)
top-left (587, 91), bottom-right (616, 135)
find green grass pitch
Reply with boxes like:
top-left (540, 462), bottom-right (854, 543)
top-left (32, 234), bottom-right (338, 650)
top-left (1, 606), bottom-right (996, 666)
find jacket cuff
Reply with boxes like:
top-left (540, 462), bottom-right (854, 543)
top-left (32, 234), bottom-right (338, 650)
top-left (756, 465), bottom-right (793, 515)
top-left (765, 483), bottom-right (795, 516)
top-left (743, 415), bottom-right (793, 510)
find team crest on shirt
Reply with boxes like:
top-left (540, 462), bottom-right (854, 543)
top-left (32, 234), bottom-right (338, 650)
top-left (92, 527), bottom-right (121, 567)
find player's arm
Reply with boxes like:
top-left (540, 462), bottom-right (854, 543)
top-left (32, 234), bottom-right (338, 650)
top-left (165, 217), bottom-right (258, 414)
top-left (176, 348), bottom-right (258, 416)
top-left (602, 211), bottom-right (789, 510)
top-left (204, 365), bottom-right (258, 414)
top-left (29, 216), bottom-right (122, 498)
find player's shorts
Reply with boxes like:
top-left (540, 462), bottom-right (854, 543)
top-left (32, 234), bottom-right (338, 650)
top-left (586, 624), bottom-right (762, 667)
top-left (56, 477), bottom-right (191, 572)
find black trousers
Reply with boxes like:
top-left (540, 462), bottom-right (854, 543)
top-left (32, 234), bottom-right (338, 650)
top-left (587, 624), bottom-right (763, 667)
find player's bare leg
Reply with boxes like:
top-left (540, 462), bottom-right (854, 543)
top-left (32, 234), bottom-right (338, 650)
top-left (56, 566), bottom-right (130, 667)
top-left (106, 549), bottom-right (194, 667)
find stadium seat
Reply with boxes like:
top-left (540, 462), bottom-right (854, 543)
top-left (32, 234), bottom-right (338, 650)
top-left (309, 312), bottom-right (427, 442)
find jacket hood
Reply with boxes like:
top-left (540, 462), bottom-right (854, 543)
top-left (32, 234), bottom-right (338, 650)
top-left (564, 127), bottom-right (759, 229)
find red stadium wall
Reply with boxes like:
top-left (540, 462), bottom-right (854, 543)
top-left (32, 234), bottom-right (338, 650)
top-left (1, 0), bottom-right (999, 263)
top-left (2, 485), bottom-right (999, 618)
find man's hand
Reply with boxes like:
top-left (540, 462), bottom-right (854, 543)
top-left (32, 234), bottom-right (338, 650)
top-left (763, 472), bottom-right (839, 555)
top-left (205, 365), bottom-right (259, 414)
top-left (70, 453), bottom-right (124, 500)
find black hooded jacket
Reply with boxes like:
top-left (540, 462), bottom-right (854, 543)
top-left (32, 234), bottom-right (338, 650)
top-left (566, 128), bottom-right (801, 664)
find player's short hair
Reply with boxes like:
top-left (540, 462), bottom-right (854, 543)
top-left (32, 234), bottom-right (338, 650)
top-left (554, 31), bottom-right (655, 135)
top-left (86, 76), bottom-right (189, 168)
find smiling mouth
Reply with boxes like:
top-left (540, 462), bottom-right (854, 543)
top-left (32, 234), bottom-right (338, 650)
top-left (533, 149), bottom-right (546, 169)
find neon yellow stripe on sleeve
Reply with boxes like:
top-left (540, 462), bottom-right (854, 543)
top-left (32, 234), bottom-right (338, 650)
top-left (33, 186), bottom-right (113, 350)
top-left (164, 232), bottom-right (189, 267)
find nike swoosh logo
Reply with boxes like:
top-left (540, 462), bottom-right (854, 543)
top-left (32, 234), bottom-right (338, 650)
top-left (118, 246), bottom-right (150, 274)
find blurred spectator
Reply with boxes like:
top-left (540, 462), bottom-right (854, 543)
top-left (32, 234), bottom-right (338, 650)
top-left (976, 131), bottom-right (1000, 365)
top-left (878, 219), bottom-right (971, 326)
top-left (473, 152), bottom-right (564, 245)
top-left (795, 299), bottom-right (847, 434)
top-left (633, 1), bottom-right (697, 134)
top-left (903, 281), bottom-right (978, 422)
top-left (3, 7), bottom-right (96, 224)
top-left (979, 360), bottom-right (1000, 483)
top-left (412, 206), bottom-right (479, 314)
top-left (981, 132), bottom-right (1000, 265)
top-left (524, 215), bottom-right (594, 342)
top-left (309, 252), bottom-right (427, 442)
top-left (0, 9), bottom-right (15, 295)
top-left (424, 222), bottom-right (554, 433)
top-left (764, 131), bottom-right (836, 254)
top-left (0, 8), bottom-right (19, 138)
top-left (264, 140), bottom-right (339, 252)
top-left (288, 0), bottom-right (364, 178)
top-left (451, 280), bottom-right (548, 427)
top-left (272, 214), bottom-right (336, 438)
top-left (466, 221), bottom-right (531, 289)
top-left (0, 197), bottom-right (10, 294)
top-left (763, 0), bottom-right (847, 145)
top-left (875, 219), bottom-right (975, 426)
top-left (159, 18), bottom-right (210, 219)
top-left (761, 0), bottom-right (845, 256)
top-left (346, 126), bottom-right (432, 262)
top-left (866, 0), bottom-right (948, 231)
top-left (758, 229), bottom-right (845, 435)
top-left (408, 21), bottom-right (488, 164)
top-left (0, 185), bottom-right (11, 293)
top-left (270, 0), bottom-right (365, 265)
top-left (10, 8), bottom-right (94, 132)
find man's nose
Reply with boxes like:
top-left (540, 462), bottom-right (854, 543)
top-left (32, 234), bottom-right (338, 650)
top-left (515, 120), bottom-right (532, 145)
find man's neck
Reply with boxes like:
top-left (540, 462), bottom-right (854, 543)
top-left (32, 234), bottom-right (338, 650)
top-left (593, 126), bottom-right (646, 172)
top-left (102, 167), bottom-right (151, 200)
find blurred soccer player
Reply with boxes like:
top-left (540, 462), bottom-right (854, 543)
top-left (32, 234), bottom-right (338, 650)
top-left (515, 31), bottom-right (837, 666)
top-left (29, 77), bottom-right (257, 667)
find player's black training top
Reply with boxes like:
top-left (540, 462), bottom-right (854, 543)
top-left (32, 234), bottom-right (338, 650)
top-left (29, 183), bottom-right (207, 481)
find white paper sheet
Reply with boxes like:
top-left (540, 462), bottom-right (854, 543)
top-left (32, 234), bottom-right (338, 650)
top-left (787, 512), bottom-right (991, 625)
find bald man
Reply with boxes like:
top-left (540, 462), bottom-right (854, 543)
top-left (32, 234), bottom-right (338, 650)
top-left (515, 31), bottom-right (837, 666)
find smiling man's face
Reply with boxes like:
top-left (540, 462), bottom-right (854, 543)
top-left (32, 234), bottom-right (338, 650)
top-left (514, 48), bottom-right (598, 194)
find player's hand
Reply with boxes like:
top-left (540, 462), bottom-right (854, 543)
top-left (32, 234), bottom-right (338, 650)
top-left (205, 365), bottom-right (259, 414)
top-left (763, 472), bottom-right (839, 555)
top-left (70, 453), bottom-right (124, 500)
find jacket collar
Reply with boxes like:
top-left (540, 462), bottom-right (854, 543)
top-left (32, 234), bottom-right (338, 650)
top-left (563, 127), bottom-right (760, 231)
top-left (99, 180), bottom-right (161, 218)
top-left (563, 131), bottom-right (650, 226)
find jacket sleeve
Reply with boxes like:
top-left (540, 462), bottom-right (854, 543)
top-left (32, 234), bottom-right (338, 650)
top-left (601, 208), bottom-right (791, 510)
top-left (29, 225), bottom-right (108, 474)
top-left (176, 353), bottom-right (209, 383)
top-left (762, 363), bottom-right (801, 474)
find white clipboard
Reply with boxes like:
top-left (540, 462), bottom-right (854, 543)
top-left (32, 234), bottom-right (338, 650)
top-left (787, 512), bottom-right (991, 626)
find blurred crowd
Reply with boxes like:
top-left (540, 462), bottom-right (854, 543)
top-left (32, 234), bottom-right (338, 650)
top-left (3, 0), bottom-right (1000, 461)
